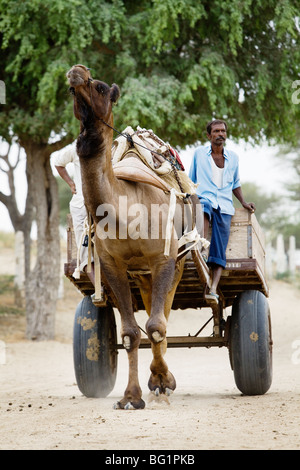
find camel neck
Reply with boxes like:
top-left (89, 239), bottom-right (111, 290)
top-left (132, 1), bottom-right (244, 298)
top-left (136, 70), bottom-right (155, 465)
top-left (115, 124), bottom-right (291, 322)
top-left (77, 122), bottom-right (117, 213)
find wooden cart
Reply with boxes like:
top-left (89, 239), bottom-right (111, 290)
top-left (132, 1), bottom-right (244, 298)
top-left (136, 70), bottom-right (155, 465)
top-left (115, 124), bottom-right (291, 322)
top-left (65, 208), bottom-right (272, 398)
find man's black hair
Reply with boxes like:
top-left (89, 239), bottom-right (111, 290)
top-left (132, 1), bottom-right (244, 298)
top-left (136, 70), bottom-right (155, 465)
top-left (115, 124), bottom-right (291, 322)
top-left (206, 119), bottom-right (228, 135)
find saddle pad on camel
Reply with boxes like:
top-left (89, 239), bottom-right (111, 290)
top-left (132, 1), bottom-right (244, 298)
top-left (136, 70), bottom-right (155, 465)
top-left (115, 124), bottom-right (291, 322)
top-left (113, 157), bottom-right (171, 192)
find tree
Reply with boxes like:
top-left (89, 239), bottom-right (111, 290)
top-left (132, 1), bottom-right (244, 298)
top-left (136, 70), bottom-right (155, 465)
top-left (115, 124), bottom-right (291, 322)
top-left (280, 150), bottom-right (300, 208)
top-left (275, 143), bottom-right (300, 247)
top-left (0, 141), bottom-right (33, 280)
top-left (0, 0), bottom-right (299, 339)
top-left (240, 178), bottom-right (300, 249)
top-left (113, 0), bottom-right (300, 146)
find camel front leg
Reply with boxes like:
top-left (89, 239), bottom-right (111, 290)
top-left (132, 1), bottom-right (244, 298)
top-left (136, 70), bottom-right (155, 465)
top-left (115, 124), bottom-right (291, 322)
top-left (146, 257), bottom-right (184, 342)
top-left (145, 257), bottom-right (175, 343)
top-left (148, 340), bottom-right (176, 395)
top-left (100, 259), bottom-right (145, 409)
top-left (146, 257), bottom-right (184, 395)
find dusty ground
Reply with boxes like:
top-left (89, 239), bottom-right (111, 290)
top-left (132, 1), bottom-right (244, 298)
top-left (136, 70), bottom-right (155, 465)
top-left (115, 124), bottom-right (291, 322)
top-left (0, 247), bottom-right (299, 450)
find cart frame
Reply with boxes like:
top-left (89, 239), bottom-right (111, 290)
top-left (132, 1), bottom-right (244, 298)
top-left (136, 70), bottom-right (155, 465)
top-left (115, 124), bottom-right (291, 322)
top-left (64, 208), bottom-right (269, 351)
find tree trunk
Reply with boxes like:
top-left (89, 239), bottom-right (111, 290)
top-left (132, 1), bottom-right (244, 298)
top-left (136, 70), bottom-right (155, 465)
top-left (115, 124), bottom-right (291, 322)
top-left (24, 143), bottom-right (60, 340)
top-left (14, 231), bottom-right (25, 307)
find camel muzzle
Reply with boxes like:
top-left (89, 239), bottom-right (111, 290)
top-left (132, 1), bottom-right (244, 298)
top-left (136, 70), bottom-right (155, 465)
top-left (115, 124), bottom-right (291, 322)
top-left (66, 65), bottom-right (92, 88)
top-left (66, 71), bottom-right (85, 87)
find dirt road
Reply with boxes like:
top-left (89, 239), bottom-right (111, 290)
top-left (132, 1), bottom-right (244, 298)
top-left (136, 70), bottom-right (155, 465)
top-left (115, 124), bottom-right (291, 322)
top-left (0, 277), bottom-right (299, 450)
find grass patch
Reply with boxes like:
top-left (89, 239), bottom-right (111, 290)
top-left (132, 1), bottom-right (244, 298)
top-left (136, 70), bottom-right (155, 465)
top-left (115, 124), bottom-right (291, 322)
top-left (0, 305), bottom-right (24, 316)
top-left (0, 274), bottom-right (15, 295)
top-left (0, 231), bottom-right (15, 249)
top-left (274, 271), bottom-right (300, 291)
top-left (0, 274), bottom-right (25, 316)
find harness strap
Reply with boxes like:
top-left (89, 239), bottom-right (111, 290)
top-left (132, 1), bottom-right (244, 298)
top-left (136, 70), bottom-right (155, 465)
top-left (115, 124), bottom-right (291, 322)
top-left (73, 218), bottom-right (91, 279)
top-left (73, 215), bottom-right (103, 301)
top-left (164, 189), bottom-right (210, 258)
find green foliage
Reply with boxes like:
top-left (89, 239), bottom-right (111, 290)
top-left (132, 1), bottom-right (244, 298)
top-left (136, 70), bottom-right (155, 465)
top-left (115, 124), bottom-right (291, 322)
top-left (284, 153), bottom-right (300, 206)
top-left (233, 181), bottom-right (280, 227)
top-left (1, 0), bottom-right (299, 148)
top-left (0, 0), bottom-right (127, 144)
top-left (56, 176), bottom-right (72, 227)
top-left (238, 181), bottom-right (300, 248)
top-left (273, 143), bottom-right (300, 246)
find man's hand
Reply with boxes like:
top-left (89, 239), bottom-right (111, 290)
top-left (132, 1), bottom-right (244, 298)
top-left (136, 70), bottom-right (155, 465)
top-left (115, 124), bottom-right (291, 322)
top-left (233, 187), bottom-right (256, 213)
top-left (55, 165), bottom-right (76, 195)
top-left (69, 181), bottom-right (77, 195)
top-left (243, 201), bottom-right (256, 213)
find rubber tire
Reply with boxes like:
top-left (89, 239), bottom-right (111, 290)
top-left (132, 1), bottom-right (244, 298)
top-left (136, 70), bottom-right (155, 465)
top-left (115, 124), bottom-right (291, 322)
top-left (229, 290), bottom-right (272, 395)
top-left (73, 296), bottom-right (118, 398)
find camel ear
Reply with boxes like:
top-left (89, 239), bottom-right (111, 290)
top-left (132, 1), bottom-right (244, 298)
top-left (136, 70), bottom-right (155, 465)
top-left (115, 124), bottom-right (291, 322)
top-left (110, 84), bottom-right (120, 104)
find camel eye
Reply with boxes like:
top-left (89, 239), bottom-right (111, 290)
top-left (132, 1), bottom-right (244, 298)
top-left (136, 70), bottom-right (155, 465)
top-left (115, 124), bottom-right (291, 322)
top-left (96, 83), bottom-right (106, 95)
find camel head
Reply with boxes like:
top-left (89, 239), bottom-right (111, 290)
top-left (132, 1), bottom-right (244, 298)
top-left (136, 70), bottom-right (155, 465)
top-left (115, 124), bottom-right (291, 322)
top-left (66, 64), bottom-right (120, 125)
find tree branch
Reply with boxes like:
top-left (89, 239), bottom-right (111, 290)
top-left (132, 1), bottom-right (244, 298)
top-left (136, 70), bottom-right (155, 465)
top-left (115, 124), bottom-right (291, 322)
top-left (48, 135), bottom-right (74, 153)
top-left (0, 143), bottom-right (24, 231)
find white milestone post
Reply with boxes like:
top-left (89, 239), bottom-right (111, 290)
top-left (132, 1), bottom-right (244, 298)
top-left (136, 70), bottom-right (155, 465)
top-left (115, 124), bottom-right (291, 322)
top-left (288, 235), bottom-right (296, 278)
top-left (276, 234), bottom-right (287, 274)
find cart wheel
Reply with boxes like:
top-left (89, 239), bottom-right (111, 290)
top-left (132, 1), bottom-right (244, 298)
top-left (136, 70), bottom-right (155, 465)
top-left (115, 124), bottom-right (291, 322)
top-left (73, 296), bottom-right (118, 398)
top-left (229, 290), bottom-right (272, 395)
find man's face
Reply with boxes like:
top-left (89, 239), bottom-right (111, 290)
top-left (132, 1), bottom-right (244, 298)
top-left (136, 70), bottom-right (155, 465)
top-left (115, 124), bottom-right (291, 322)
top-left (208, 123), bottom-right (227, 146)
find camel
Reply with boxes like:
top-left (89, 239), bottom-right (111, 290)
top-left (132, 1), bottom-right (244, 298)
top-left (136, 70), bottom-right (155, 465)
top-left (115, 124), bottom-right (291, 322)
top-left (66, 64), bottom-right (197, 409)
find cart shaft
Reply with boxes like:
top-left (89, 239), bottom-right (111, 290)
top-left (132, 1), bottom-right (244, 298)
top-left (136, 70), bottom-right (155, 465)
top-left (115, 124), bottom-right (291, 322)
top-left (116, 335), bottom-right (227, 349)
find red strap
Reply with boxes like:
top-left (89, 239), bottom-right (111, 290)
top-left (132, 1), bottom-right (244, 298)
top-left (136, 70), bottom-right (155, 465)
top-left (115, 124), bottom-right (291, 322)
top-left (169, 146), bottom-right (185, 171)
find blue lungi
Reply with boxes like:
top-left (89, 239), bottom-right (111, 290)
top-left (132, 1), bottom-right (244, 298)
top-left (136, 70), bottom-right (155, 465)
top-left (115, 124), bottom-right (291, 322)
top-left (200, 198), bottom-right (232, 269)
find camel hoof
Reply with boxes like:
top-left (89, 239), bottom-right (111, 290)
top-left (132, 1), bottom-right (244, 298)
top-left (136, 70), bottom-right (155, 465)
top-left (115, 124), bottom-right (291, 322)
top-left (153, 387), bottom-right (172, 396)
top-left (113, 400), bottom-right (145, 410)
top-left (123, 335), bottom-right (131, 349)
top-left (124, 402), bottom-right (135, 410)
top-left (152, 331), bottom-right (164, 343)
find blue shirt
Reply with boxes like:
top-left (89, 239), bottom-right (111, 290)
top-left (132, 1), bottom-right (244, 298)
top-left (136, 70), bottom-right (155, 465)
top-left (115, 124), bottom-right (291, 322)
top-left (188, 145), bottom-right (241, 216)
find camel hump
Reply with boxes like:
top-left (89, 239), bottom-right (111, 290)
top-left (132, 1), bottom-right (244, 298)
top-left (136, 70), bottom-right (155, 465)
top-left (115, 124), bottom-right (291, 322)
top-left (111, 127), bottom-right (196, 194)
top-left (113, 157), bottom-right (171, 192)
top-left (111, 126), bottom-right (175, 176)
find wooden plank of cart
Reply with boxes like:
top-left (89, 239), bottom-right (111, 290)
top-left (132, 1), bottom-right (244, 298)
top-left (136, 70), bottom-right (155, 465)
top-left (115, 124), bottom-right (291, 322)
top-left (65, 208), bottom-right (272, 398)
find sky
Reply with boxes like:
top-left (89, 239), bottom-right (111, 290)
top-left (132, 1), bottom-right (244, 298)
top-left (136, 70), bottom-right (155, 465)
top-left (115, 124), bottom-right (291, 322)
top-left (0, 139), bottom-right (295, 233)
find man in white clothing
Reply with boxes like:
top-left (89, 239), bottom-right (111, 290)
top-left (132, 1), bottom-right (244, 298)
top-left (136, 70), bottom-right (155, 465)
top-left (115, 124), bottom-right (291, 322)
top-left (53, 141), bottom-right (95, 285)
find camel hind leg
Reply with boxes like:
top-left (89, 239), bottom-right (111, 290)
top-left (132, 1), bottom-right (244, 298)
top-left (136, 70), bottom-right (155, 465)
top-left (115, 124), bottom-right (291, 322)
top-left (100, 258), bottom-right (145, 409)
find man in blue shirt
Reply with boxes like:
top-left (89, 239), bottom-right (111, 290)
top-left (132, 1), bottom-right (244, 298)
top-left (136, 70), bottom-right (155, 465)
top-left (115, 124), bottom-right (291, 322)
top-left (189, 119), bottom-right (255, 303)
